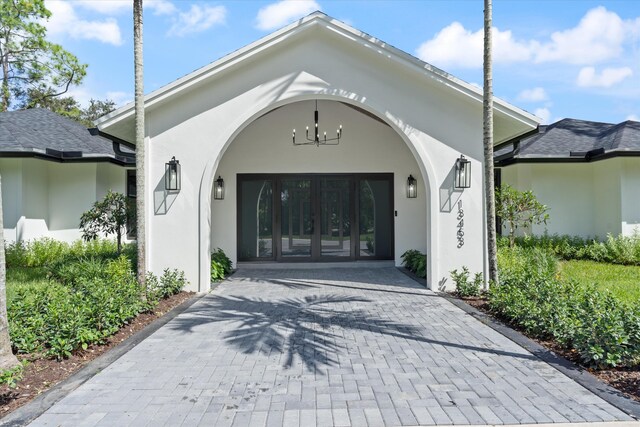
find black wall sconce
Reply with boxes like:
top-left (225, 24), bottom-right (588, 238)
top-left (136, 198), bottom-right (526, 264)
top-left (165, 156), bottom-right (181, 191)
top-left (406, 174), bottom-right (417, 198)
top-left (214, 176), bottom-right (225, 200)
top-left (454, 155), bottom-right (471, 189)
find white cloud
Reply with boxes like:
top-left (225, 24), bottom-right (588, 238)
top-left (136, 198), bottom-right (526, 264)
top-left (416, 23), bottom-right (534, 68)
top-left (534, 108), bottom-right (551, 124)
top-left (576, 66), bottom-right (633, 87)
top-left (256, 0), bottom-right (320, 31)
top-left (535, 7), bottom-right (627, 64)
top-left (45, 1), bottom-right (122, 45)
top-left (416, 7), bottom-right (639, 69)
top-left (626, 114), bottom-right (639, 121)
top-left (167, 4), bottom-right (226, 37)
top-left (75, 0), bottom-right (177, 16)
top-left (517, 87), bottom-right (548, 102)
top-left (106, 91), bottom-right (133, 107)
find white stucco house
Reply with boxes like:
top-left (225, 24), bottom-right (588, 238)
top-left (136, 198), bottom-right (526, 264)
top-left (0, 108), bottom-right (135, 243)
top-left (95, 13), bottom-right (539, 292)
top-left (496, 118), bottom-right (640, 239)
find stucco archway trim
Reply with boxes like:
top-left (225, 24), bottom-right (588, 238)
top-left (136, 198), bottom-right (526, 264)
top-left (198, 93), bottom-right (438, 292)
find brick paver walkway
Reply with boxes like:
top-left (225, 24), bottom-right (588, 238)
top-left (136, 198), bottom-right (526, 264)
top-left (30, 267), bottom-right (633, 426)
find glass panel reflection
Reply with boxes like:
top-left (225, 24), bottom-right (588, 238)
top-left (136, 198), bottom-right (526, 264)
top-left (320, 178), bottom-right (351, 257)
top-left (359, 179), bottom-right (392, 257)
top-left (239, 179), bottom-right (273, 259)
top-left (281, 179), bottom-right (312, 257)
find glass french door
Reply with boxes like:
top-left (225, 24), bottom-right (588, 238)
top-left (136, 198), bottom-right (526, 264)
top-left (237, 174), bottom-right (393, 261)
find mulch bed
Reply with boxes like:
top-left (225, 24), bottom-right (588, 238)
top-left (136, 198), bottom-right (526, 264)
top-left (0, 291), bottom-right (196, 417)
top-left (460, 294), bottom-right (640, 403)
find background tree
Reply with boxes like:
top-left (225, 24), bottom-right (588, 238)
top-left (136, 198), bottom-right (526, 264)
top-left (134, 0), bottom-right (146, 289)
top-left (82, 98), bottom-right (116, 126)
top-left (23, 89), bottom-right (116, 126)
top-left (0, 174), bottom-right (19, 371)
top-left (79, 191), bottom-right (134, 254)
top-left (483, 0), bottom-right (499, 284)
top-left (0, 0), bottom-right (87, 111)
top-left (496, 184), bottom-right (549, 247)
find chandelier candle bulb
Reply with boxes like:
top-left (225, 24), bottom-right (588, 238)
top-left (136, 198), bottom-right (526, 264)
top-left (292, 100), bottom-right (343, 146)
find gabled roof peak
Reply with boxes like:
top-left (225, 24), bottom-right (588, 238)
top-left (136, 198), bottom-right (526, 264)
top-left (96, 9), bottom-right (538, 143)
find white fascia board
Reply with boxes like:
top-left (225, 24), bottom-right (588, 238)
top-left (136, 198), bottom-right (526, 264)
top-left (97, 12), bottom-right (539, 139)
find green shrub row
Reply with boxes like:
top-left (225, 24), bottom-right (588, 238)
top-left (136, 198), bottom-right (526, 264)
top-left (211, 248), bottom-right (233, 282)
top-left (501, 233), bottom-right (640, 266)
top-left (5, 238), bottom-right (138, 268)
top-left (6, 242), bottom-right (188, 360)
top-left (401, 250), bottom-right (426, 278)
top-left (488, 246), bottom-right (640, 368)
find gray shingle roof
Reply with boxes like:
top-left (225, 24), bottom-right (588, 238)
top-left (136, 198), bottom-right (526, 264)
top-left (495, 118), bottom-right (640, 164)
top-left (0, 108), bottom-right (134, 165)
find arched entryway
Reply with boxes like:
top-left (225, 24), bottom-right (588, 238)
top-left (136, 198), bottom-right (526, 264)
top-left (201, 97), bottom-right (435, 291)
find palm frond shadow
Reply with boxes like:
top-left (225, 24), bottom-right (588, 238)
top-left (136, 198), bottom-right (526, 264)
top-left (166, 294), bottom-right (422, 372)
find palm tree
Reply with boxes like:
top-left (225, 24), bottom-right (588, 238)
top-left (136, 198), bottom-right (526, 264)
top-left (134, 0), bottom-right (146, 290)
top-left (0, 174), bottom-right (19, 370)
top-left (483, 0), bottom-right (499, 284)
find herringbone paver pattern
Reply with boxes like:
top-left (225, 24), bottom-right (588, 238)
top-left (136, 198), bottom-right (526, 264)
top-left (30, 268), bottom-right (633, 426)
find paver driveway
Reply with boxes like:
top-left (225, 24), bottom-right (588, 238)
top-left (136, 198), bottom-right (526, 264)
top-left (30, 267), bottom-right (633, 426)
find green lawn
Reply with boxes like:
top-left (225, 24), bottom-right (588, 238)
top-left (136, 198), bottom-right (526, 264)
top-left (558, 260), bottom-right (640, 303)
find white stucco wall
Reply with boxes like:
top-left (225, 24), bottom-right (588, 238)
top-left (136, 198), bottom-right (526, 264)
top-left (0, 158), bottom-right (128, 243)
top-left (500, 158), bottom-right (634, 239)
top-left (621, 158), bottom-right (640, 236)
top-left (141, 28), bottom-right (495, 292)
top-left (210, 100), bottom-right (428, 267)
top-left (0, 159), bottom-right (22, 242)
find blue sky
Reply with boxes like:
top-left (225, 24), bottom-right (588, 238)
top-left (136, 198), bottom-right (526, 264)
top-left (45, 0), bottom-right (640, 124)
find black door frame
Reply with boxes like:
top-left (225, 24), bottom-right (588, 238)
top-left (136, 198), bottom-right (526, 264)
top-left (237, 173), bottom-right (394, 262)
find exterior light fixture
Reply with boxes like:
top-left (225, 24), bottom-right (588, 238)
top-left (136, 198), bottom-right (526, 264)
top-left (454, 155), bottom-right (471, 189)
top-left (407, 175), bottom-right (417, 198)
top-left (292, 100), bottom-right (342, 147)
top-left (165, 156), bottom-right (181, 191)
top-left (214, 176), bottom-right (225, 200)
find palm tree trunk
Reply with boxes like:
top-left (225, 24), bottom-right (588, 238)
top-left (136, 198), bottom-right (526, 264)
top-left (0, 174), bottom-right (19, 370)
top-left (484, 0), bottom-right (499, 284)
top-left (134, 0), bottom-right (146, 291)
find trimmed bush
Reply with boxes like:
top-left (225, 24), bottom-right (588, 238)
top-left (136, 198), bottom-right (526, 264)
top-left (146, 268), bottom-right (188, 301)
top-left (401, 250), bottom-right (426, 278)
top-left (211, 248), bottom-right (232, 282)
top-left (489, 246), bottom-right (640, 368)
top-left (5, 238), bottom-right (189, 362)
top-left (5, 238), bottom-right (121, 268)
top-left (502, 233), bottom-right (640, 266)
top-left (8, 256), bottom-right (147, 359)
top-left (450, 267), bottom-right (483, 297)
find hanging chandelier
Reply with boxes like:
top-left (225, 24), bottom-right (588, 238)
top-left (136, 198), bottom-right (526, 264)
top-left (292, 100), bottom-right (343, 147)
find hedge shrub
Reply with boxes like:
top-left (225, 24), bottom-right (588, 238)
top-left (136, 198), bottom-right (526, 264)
top-left (401, 250), bottom-right (426, 278)
top-left (6, 239), bottom-right (188, 360)
top-left (211, 248), bottom-right (232, 282)
top-left (489, 246), bottom-right (640, 368)
top-left (501, 233), bottom-right (640, 266)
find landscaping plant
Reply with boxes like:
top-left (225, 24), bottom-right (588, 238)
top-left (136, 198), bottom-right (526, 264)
top-left (488, 245), bottom-right (640, 368)
top-left (495, 184), bottom-right (549, 247)
top-left (450, 267), bottom-right (483, 297)
top-left (503, 233), bottom-right (640, 266)
top-left (401, 250), bottom-right (426, 278)
top-left (5, 238), bottom-right (188, 360)
top-left (79, 191), bottom-right (134, 254)
top-left (211, 248), bottom-right (233, 282)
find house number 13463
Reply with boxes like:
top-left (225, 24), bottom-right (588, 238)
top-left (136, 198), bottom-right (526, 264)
top-left (457, 200), bottom-right (464, 248)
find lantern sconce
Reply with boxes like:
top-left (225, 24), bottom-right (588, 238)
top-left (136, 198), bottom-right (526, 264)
top-left (406, 174), bottom-right (417, 198)
top-left (214, 176), bottom-right (225, 200)
top-left (164, 156), bottom-right (181, 191)
top-left (454, 155), bottom-right (471, 189)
